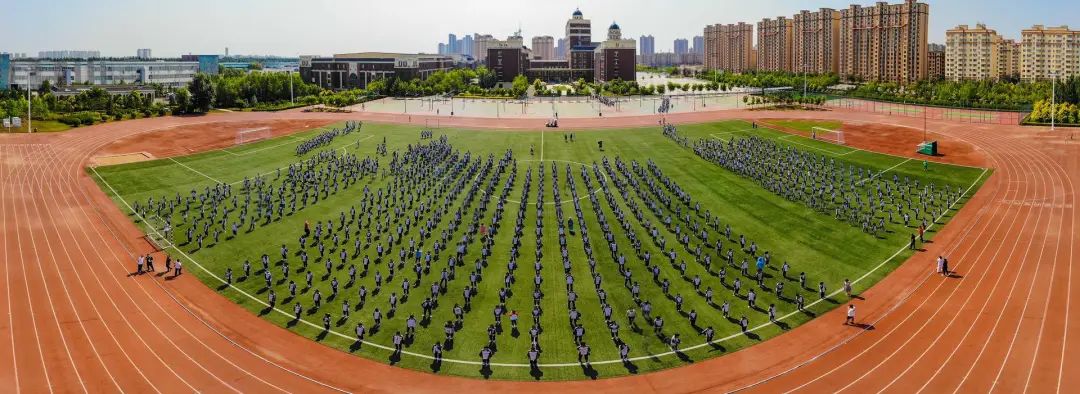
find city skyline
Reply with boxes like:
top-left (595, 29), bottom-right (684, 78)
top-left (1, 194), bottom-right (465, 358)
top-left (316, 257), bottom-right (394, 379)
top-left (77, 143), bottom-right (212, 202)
top-left (4, 0), bottom-right (1079, 57)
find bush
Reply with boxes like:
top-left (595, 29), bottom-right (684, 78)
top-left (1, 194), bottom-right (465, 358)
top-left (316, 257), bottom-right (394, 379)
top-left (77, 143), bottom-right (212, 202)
top-left (58, 111), bottom-right (103, 127)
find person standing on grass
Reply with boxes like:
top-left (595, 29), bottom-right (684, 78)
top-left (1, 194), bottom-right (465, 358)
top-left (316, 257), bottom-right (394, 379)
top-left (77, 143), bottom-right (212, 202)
top-left (910, 233), bottom-right (917, 250)
top-left (845, 304), bottom-right (856, 325)
top-left (843, 279), bottom-right (853, 298)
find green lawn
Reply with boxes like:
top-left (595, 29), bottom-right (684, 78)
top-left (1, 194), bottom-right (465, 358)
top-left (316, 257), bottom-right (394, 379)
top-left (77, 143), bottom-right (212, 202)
top-left (3, 119), bottom-right (71, 133)
top-left (89, 120), bottom-right (988, 381)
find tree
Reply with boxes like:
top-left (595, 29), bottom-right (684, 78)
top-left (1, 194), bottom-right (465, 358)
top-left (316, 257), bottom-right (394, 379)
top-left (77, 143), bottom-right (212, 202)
top-left (172, 87), bottom-right (192, 114)
top-left (189, 73), bottom-right (216, 113)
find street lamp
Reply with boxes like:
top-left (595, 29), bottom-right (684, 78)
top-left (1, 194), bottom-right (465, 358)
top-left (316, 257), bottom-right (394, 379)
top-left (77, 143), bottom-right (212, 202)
top-left (1051, 71), bottom-right (1057, 131)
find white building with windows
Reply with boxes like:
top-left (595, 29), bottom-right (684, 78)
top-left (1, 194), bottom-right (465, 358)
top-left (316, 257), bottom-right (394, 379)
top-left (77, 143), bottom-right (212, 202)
top-left (4, 59), bottom-right (201, 89)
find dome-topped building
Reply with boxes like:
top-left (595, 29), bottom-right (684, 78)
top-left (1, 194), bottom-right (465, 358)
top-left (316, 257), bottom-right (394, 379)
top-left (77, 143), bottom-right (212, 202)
top-left (572, 8), bottom-right (583, 18)
top-left (608, 22), bottom-right (622, 40)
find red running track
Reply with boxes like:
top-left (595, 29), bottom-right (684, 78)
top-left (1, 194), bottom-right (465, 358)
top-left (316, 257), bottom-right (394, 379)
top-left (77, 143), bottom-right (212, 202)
top-left (0, 108), bottom-right (1075, 393)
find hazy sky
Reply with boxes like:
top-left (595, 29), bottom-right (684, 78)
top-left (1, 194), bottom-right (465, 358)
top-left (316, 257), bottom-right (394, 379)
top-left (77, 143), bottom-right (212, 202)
top-left (3, 0), bottom-right (1077, 57)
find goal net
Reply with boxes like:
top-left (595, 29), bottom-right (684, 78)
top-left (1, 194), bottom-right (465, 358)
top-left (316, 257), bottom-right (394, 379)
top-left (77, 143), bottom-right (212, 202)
top-left (235, 127), bottom-right (271, 145)
top-left (811, 126), bottom-right (845, 145)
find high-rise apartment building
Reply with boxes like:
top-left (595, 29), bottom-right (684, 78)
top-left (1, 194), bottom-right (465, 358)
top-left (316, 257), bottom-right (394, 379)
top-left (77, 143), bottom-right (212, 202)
top-left (448, 34), bottom-right (458, 55)
top-left (1021, 25), bottom-right (1080, 81)
top-left (838, 0), bottom-right (929, 84)
top-left (928, 43), bottom-right (945, 80)
top-left (674, 39), bottom-right (690, 55)
top-left (640, 35), bottom-right (656, 56)
top-left (693, 36), bottom-right (705, 55)
top-left (999, 39), bottom-right (1021, 80)
top-left (703, 22), bottom-right (755, 73)
top-left (532, 36), bottom-right (556, 60)
top-left (473, 34), bottom-right (496, 64)
top-left (757, 16), bottom-right (794, 72)
top-left (945, 24), bottom-right (1009, 81)
top-left (462, 35), bottom-right (474, 57)
top-left (136, 48), bottom-right (152, 59)
top-left (556, 38), bottom-right (568, 59)
top-left (793, 8), bottom-right (840, 74)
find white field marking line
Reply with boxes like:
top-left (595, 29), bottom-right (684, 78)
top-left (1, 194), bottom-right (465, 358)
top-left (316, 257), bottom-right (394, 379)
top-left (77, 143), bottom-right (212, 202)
top-left (842, 140), bottom-right (1039, 392)
top-left (734, 165), bottom-right (994, 394)
top-left (2, 147), bottom-right (20, 394)
top-left (94, 153), bottom-right (988, 368)
top-left (908, 136), bottom-right (1051, 392)
top-left (20, 148), bottom-right (91, 392)
top-left (855, 158), bottom-right (912, 186)
top-left (994, 141), bottom-right (1068, 392)
top-left (82, 175), bottom-right (345, 390)
top-left (11, 147), bottom-right (54, 394)
top-left (168, 157), bottom-right (223, 184)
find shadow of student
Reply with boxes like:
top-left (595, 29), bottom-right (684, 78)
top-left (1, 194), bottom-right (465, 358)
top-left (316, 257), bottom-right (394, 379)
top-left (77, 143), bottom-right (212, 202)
top-left (217, 283), bottom-right (231, 291)
top-left (622, 360), bottom-right (639, 374)
top-left (315, 330), bottom-right (329, 342)
top-left (745, 331), bottom-right (761, 341)
top-left (259, 306), bottom-right (273, 317)
top-left (287, 318), bottom-right (299, 328)
top-left (479, 365), bottom-right (493, 379)
top-left (429, 360), bottom-right (442, 373)
top-left (530, 365), bottom-right (544, 380)
top-left (580, 363), bottom-right (599, 379)
top-left (674, 350), bottom-right (693, 363)
top-left (851, 322), bottom-right (876, 330)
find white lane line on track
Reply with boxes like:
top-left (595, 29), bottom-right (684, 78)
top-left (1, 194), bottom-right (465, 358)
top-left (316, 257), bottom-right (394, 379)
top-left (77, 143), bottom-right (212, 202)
top-left (12, 146), bottom-right (54, 394)
top-left (90, 157), bottom-right (989, 368)
top-left (859, 135), bottom-right (1040, 392)
top-left (914, 136), bottom-right (1050, 393)
top-left (2, 146), bottom-right (21, 394)
top-left (21, 147), bottom-right (91, 393)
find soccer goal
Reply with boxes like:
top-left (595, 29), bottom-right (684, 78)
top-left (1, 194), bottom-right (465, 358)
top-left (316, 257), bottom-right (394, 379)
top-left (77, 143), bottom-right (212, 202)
top-left (811, 126), bottom-right (845, 145)
top-left (235, 127), bottom-right (271, 145)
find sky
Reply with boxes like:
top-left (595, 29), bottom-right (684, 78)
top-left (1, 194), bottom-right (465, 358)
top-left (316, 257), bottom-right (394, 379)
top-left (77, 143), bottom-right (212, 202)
top-left (2, 0), bottom-right (1078, 57)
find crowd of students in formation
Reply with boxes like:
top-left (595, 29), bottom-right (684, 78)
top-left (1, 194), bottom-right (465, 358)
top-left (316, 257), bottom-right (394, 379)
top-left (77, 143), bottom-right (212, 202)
top-left (691, 128), bottom-right (962, 238)
top-left (295, 120), bottom-right (361, 156)
top-left (130, 124), bottom-right (944, 374)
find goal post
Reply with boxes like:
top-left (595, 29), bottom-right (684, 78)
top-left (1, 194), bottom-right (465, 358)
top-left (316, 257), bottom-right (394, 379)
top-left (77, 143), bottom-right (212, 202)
top-left (811, 126), bottom-right (845, 145)
top-left (235, 127), bottom-right (272, 145)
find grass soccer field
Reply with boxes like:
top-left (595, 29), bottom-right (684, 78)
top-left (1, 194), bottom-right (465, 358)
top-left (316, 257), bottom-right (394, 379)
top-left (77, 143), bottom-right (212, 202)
top-left (89, 119), bottom-right (988, 381)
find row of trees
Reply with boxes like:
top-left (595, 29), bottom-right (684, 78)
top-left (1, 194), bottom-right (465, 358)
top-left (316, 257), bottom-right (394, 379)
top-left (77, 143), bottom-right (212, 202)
top-left (0, 84), bottom-right (169, 127)
top-left (845, 79), bottom-right (1050, 111)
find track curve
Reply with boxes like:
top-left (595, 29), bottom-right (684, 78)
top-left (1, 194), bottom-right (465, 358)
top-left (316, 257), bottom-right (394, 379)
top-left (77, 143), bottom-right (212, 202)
top-left (0, 108), bottom-right (1074, 393)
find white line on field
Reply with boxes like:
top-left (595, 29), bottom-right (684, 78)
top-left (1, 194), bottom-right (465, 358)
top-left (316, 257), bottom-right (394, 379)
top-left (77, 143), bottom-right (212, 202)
top-left (168, 158), bottom-right (223, 184)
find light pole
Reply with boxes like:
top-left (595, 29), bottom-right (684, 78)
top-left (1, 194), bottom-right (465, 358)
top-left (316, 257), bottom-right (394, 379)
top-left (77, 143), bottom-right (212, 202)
top-left (27, 71), bottom-right (33, 133)
top-left (288, 70), bottom-right (294, 104)
top-left (1051, 71), bottom-right (1057, 131)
